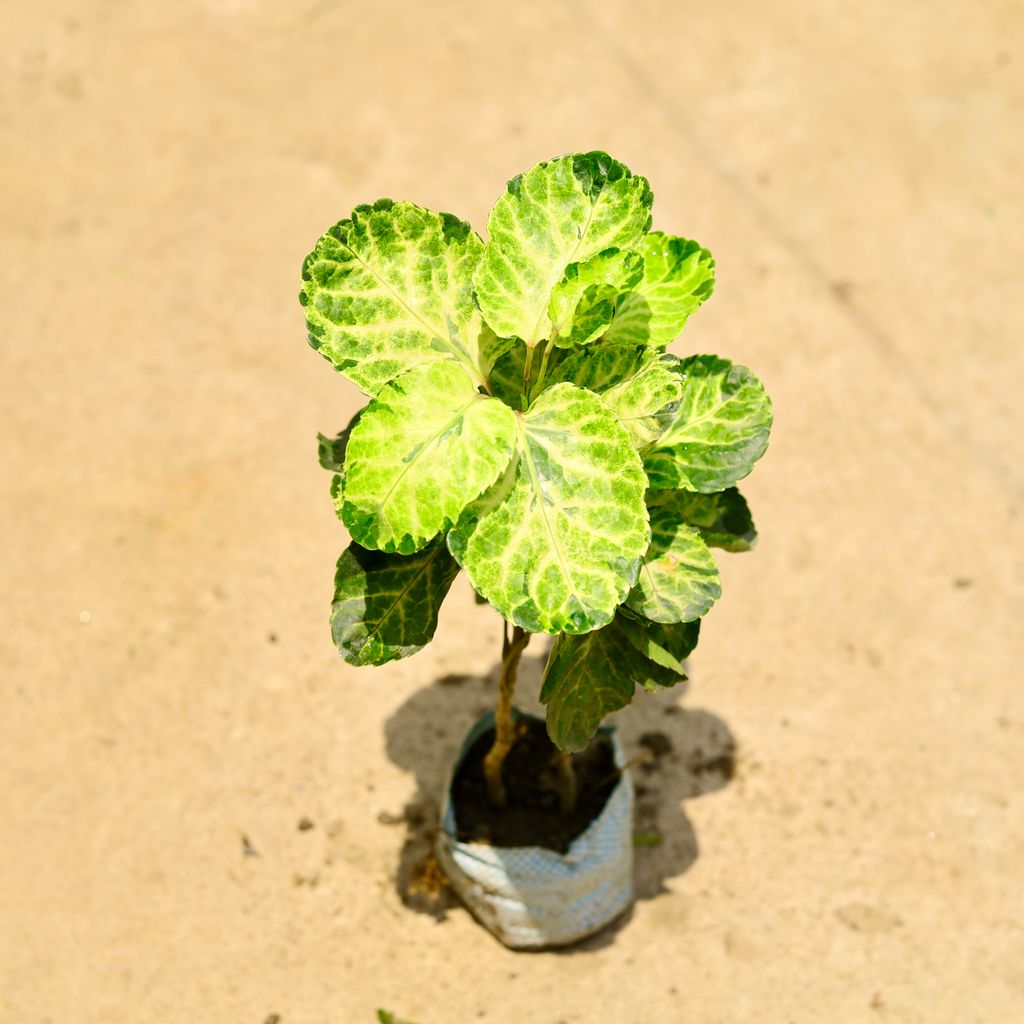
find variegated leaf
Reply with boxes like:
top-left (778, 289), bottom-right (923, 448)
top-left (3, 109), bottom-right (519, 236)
top-left (330, 473), bottom-right (344, 520)
top-left (330, 540), bottom-right (461, 666)
top-left (601, 352), bottom-right (684, 448)
top-left (342, 361), bottom-right (517, 554)
top-left (644, 355), bottom-right (773, 492)
top-left (318, 410), bottom-right (362, 515)
top-left (604, 231), bottom-right (715, 347)
top-left (541, 614), bottom-right (682, 752)
top-left (626, 504), bottom-right (721, 623)
top-left (300, 200), bottom-right (489, 395)
top-left (547, 340), bottom-right (650, 393)
top-left (616, 612), bottom-right (701, 674)
top-left (448, 383), bottom-right (649, 634)
top-left (548, 248), bottom-right (644, 348)
top-left (648, 487), bottom-right (757, 552)
top-left (474, 152), bottom-right (653, 346)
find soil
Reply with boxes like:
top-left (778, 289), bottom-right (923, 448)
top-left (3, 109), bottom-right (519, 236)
top-left (450, 719), bottom-right (618, 853)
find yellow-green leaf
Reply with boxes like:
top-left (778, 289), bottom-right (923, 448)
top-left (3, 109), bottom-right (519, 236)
top-left (301, 200), bottom-right (489, 395)
top-left (604, 232), bottom-right (715, 347)
top-left (448, 383), bottom-right (649, 634)
top-left (601, 352), bottom-right (684, 448)
top-left (342, 361), bottom-right (517, 554)
top-left (547, 340), bottom-right (650, 393)
top-left (625, 504), bottom-right (721, 623)
top-left (318, 410), bottom-right (362, 516)
top-left (474, 152), bottom-right (653, 347)
top-left (548, 248), bottom-right (644, 348)
top-left (644, 355), bottom-right (772, 492)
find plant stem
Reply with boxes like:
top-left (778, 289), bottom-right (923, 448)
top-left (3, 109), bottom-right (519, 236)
top-left (555, 751), bottom-right (578, 814)
top-left (522, 344), bottom-right (537, 402)
top-left (483, 625), bottom-right (530, 809)
top-left (532, 335), bottom-right (556, 396)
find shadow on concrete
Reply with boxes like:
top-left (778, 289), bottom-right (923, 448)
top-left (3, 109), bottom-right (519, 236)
top-left (381, 649), bottom-right (735, 950)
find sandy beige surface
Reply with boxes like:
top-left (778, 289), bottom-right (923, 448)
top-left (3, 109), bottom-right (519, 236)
top-left (3, 1), bottom-right (1023, 1021)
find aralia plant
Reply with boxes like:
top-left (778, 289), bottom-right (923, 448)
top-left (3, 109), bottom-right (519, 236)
top-left (301, 152), bottom-right (772, 812)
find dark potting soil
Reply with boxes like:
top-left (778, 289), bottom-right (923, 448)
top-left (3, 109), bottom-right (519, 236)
top-left (450, 717), bottom-right (618, 854)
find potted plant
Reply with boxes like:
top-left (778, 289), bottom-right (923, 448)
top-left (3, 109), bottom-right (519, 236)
top-left (300, 151), bottom-right (772, 949)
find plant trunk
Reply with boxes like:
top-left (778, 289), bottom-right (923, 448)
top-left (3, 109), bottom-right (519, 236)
top-left (554, 751), bottom-right (578, 814)
top-left (483, 625), bottom-right (530, 808)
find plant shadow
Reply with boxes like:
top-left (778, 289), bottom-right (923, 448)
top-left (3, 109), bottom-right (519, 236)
top-left (381, 648), bottom-right (736, 950)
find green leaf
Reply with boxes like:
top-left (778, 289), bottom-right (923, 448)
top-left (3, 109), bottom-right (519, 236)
top-left (604, 232), bottom-right (715, 347)
top-left (477, 323), bottom-right (515, 378)
top-left (474, 152), bottom-right (653, 346)
top-left (625, 503), bottom-right (721, 623)
top-left (649, 487), bottom-right (757, 552)
top-left (644, 355), bottom-right (772, 492)
top-left (548, 248), bottom-right (644, 348)
top-left (541, 615), bottom-right (682, 752)
top-left (341, 361), bottom-right (517, 554)
top-left (486, 339), bottom-right (540, 409)
top-left (377, 1011), bottom-right (420, 1024)
top-left (616, 612), bottom-right (701, 673)
top-left (330, 540), bottom-right (460, 666)
top-left (633, 831), bottom-right (664, 847)
top-left (300, 199), bottom-right (489, 395)
top-left (601, 352), bottom-right (684, 448)
top-left (448, 383), bottom-right (649, 634)
top-left (317, 421), bottom-right (357, 472)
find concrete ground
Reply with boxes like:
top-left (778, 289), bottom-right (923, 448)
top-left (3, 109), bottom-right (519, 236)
top-left (2, 1), bottom-right (1022, 1021)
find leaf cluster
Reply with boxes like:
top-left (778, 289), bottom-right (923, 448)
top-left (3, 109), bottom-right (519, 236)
top-left (301, 152), bottom-right (772, 751)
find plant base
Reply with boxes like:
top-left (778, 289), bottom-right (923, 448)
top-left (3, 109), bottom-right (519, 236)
top-left (435, 710), bottom-right (635, 950)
